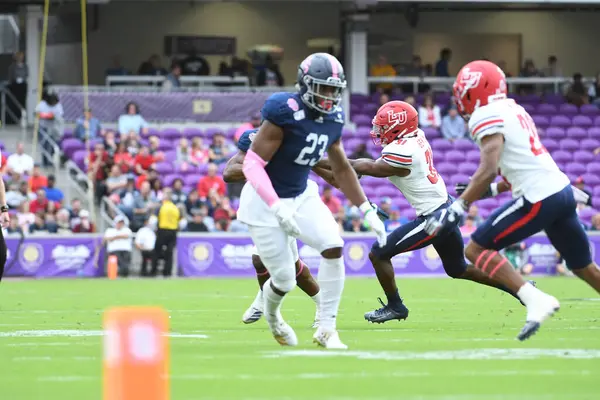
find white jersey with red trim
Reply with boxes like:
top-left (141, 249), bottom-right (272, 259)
top-left (381, 129), bottom-right (448, 216)
top-left (469, 98), bottom-right (569, 203)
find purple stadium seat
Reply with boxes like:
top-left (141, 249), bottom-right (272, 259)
top-left (558, 103), bottom-right (578, 115)
top-left (545, 127), bottom-right (565, 139)
top-left (566, 127), bottom-right (588, 139)
top-left (466, 150), bottom-right (480, 162)
top-left (154, 162), bottom-right (174, 174)
top-left (587, 162), bottom-right (600, 174)
top-left (458, 162), bottom-right (478, 175)
top-left (350, 104), bottom-right (361, 115)
top-left (444, 150), bottom-right (464, 163)
top-left (354, 126), bottom-right (371, 139)
top-left (594, 198), bottom-right (600, 208)
top-left (572, 115), bottom-right (593, 128)
top-left (363, 187), bottom-right (376, 198)
top-left (421, 127), bottom-right (439, 139)
top-left (581, 173), bottom-right (600, 186)
top-left (144, 127), bottom-right (159, 138)
top-left (431, 138), bottom-right (452, 151)
top-left (352, 114), bottom-right (372, 127)
top-left (566, 162), bottom-right (586, 175)
top-left (363, 103), bottom-right (378, 115)
top-left (573, 150), bottom-right (594, 163)
top-left (580, 104), bottom-right (600, 116)
top-left (183, 175), bottom-right (200, 187)
top-left (61, 138), bottom-right (84, 159)
top-left (72, 150), bottom-right (87, 170)
top-left (163, 174), bottom-right (179, 187)
top-left (437, 162), bottom-right (458, 176)
top-left (522, 103), bottom-right (536, 113)
top-left (346, 138), bottom-right (362, 152)
top-left (559, 138), bottom-right (580, 151)
top-left (453, 139), bottom-right (474, 151)
top-left (342, 127), bottom-right (354, 137)
top-left (402, 208), bottom-right (417, 220)
top-left (182, 185), bottom-right (194, 194)
top-left (566, 173), bottom-right (578, 182)
top-left (543, 94), bottom-right (563, 104)
top-left (158, 141), bottom-right (174, 152)
top-left (541, 138), bottom-right (558, 153)
top-left (578, 208), bottom-right (597, 221)
top-left (588, 127), bottom-right (600, 138)
top-left (450, 174), bottom-right (471, 185)
top-left (531, 115), bottom-right (549, 128)
top-left (90, 138), bottom-right (103, 147)
top-left (182, 127), bottom-right (203, 138)
top-left (163, 150), bottom-right (177, 161)
top-left (581, 138), bottom-right (600, 149)
top-left (551, 150), bottom-right (572, 162)
top-left (549, 115), bottom-right (571, 127)
top-left (535, 104), bottom-right (557, 115)
top-left (593, 186), bottom-right (600, 197)
top-left (433, 150), bottom-right (445, 164)
top-left (160, 127), bottom-right (181, 139)
top-left (521, 94), bottom-right (541, 104)
top-left (225, 127), bottom-right (237, 138)
top-left (375, 186), bottom-right (397, 197)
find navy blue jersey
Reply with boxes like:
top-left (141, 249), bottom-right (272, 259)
top-left (261, 92), bottom-right (344, 198)
top-left (237, 129), bottom-right (258, 153)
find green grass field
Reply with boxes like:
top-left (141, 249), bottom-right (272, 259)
top-left (0, 277), bottom-right (599, 400)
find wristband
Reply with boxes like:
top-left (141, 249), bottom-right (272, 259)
top-left (490, 183), bottom-right (499, 197)
top-left (0, 205), bottom-right (8, 213)
top-left (359, 201), bottom-right (373, 215)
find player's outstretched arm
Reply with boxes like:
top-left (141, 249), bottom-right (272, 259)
top-left (312, 166), bottom-right (339, 188)
top-left (460, 133), bottom-right (504, 206)
top-left (223, 151), bottom-right (247, 183)
top-left (349, 158), bottom-right (410, 178)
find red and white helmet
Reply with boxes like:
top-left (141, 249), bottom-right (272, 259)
top-left (453, 60), bottom-right (507, 118)
top-left (370, 101), bottom-right (418, 146)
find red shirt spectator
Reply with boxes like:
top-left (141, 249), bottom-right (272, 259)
top-left (134, 146), bottom-right (155, 175)
top-left (28, 165), bottom-right (48, 193)
top-left (114, 143), bottom-right (133, 173)
top-left (88, 143), bottom-right (109, 181)
top-left (197, 163), bottom-right (226, 198)
top-left (321, 186), bottom-right (342, 215)
top-left (72, 210), bottom-right (96, 233)
top-left (29, 190), bottom-right (60, 214)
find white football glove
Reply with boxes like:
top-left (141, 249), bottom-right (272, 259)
top-left (360, 202), bottom-right (387, 247)
top-left (270, 201), bottom-right (301, 237)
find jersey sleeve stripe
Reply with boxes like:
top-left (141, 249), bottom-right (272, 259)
top-left (382, 153), bottom-right (412, 166)
top-left (475, 124), bottom-right (505, 138)
top-left (471, 118), bottom-right (503, 137)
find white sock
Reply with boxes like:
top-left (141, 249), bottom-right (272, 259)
top-left (311, 292), bottom-right (321, 309)
top-left (251, 289), bottom-right (264, 309)
top-left (517, 282), bottom-right (541, 306)
top-left (263, 279), bottom-right (285, 325)
top-left (317, 257), bottom-right (345, 331)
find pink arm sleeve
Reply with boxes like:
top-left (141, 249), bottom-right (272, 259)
top-left (242, 149), bottom-right (280, 207)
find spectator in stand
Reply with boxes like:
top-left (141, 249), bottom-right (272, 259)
top-left (519, 60), bottom-right (540, 94)
top-left (45, 213), bottom-right (58, 233)
top-left (566, 73), bottom-right (589, 107)
top-left (184, 189), bottom-right (204, 216)
top-left (418, 94), bottom-right (442, 129)
top-left (105, 165), bottom-right (128, 196)
top-left (256, 55), bottom-right (284, 87)
top-left (197, 163), bottom-right (226, 199)
top-left (137, 54), bottom-right (167, 76)
top-left (148, 136), bottom-right (165, 161)
top-left (29, 213), bottom-right (48, 234)
top-left (103, 131), bottom-right (118, 157)
top-left (378, 93), bottom-right (390, 107)
top-left (404, 95), bottom-right (416, 107)
top-left (136, 168), bottom-right (159, 191)
top-left (134, 145), bottom-right (156, 176)
top-left (7, 142), bottom-right (34, 175)
top-left (6, 183), bottom-right (26, 208)
top-left (6, 217), bottom-right (23, 235)
top-left (30, 189), bottom-right (59, 214)
top-left (591, 213), bottom-right (600, 231)
top-left (75, 108), bottom-right (103, 141)
top-left (114, 142), bottom-right (133, 173)
top-left (460, 215), bottom-right (478, 235)
top-left (43, 175), bottom-right (63, 203)
top-left (542, 55), bottom-right (562, 77)
top-left (176, 138), bottom-right (194, 169)
top-left (103, 215), bottom-right (133, 277)
top-left (370, 55), bottom-right (396, 92)
top-left (384, 209), bottom-right (409, 233)
top-left (187, 209), bottom-right (209, 232)
top-left (463, 204), bottom-right (482, 226)
top-left (441, 105), bottom-right (467, 142)
top-left (7, 51), bottom-right (28, 117)
top-left (124, 131), bottom-right (141, 155)
top-left (574, 176), bottom-right (593, 207)
top-left (135, 215), bottom-right (156, 276)
top-left (117, 177), bottom-right (139, 219)
top-left (55, 209), bottom-right (71, 234)
top-left (151, 179), bottom-right (164, 201)
top-left (435, 48), bottom-right (452, 77)
top-left (162, 62), bottom-right (182, 92)
top-left (350, 143), bottom-right (372, 160)
top-left (28, 164), bottom-right (48, 193)
top-left (344, 207), bottom-right (368, 232)
top-left (118, 102), bottom-right (148, 136)
top-left (73, 209), bottom-right (95, 233)
top-left (16, 202), bottom-right (35, 231)
top-left (191, 137), bottom-right (210, 165)
top-left (234, 112), bottom-right (262, 143)
top-left (587, 73), bottom-right (600, 106)
top-left (132, 181), bottom-right (158, 230)
top-left (213, 196), bottom-right (235, 225)
top-left (228, 215), bottom-right (249, 233)
top-left (171, 178), bottom-right (187, 205)
top-left (105, 55), bottom-right (129, 77)
top-left (87, 143), bottom-right (109, 203)
top-left (36, 91), bottom-right (64, 167)
top-left (67, 198), bottom-right (83, 227)
top-left (181, 50), bottom-right (210, 76)
top-left (321, 185), bottom-right (342, 214)
top-left (208, 133), bottom-right (231, 164)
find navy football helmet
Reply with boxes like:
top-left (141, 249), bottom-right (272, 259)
top-left (296, 53), bottom-right (347, 114)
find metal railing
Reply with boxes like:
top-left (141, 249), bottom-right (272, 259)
top-left (0, 84), bottom-right (26, 132)
top-left (105, 75), bottom-right (251, 87)
top-left (64, 159), bottom-right (96, 223)
top-left (37, 125), bottom-right (62, 173)
top-left (52, 83), bottom-right (295, 94)
top-left (99, 196), bottom-right (128, 232)
top-left (366, 76), bottom-right (595, 94)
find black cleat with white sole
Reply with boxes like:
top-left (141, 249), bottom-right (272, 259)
top-left (364, 297), bottom-right (409, 324)
top-left (517, 321), bottom-right (541, 341)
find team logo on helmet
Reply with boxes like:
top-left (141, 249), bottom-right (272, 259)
top-left (459, 68), bottom-right (483, 90)
top-left (387, 109), bottom-right (407, 125)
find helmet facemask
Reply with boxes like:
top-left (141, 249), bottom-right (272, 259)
top-left (301, 75), bottom-right (346, 114)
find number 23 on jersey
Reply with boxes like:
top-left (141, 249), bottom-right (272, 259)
top-left (295, 133), bottom-right (329, 166)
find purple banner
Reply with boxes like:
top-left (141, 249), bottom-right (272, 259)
top-left (176, 233), bottom-right (600, 277)
top-left (4, 235), bottom-right (105, 278)
top-left (58, 92), bottom-right (272, 123)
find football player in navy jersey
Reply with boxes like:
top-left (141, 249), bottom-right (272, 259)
top-left (224, 128), bottom-right (335, 327)
top-left (237, 53), bottom-right (387, 349)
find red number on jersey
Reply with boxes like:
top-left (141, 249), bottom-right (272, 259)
top-left (517, 113), bottom-right (547, 156)
top-left (424, 148), bottom-right (439, 184)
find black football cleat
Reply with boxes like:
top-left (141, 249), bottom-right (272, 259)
top-left (517, 321), bottom-right (540, 341)
top-left (364, 297), bottom-right (409, 324)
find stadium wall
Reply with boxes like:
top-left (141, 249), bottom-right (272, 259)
top-left (72, 2), bottom-right (600, 86)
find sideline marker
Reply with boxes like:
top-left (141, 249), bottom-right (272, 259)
top-left (103, 307), bottom-right (169, 400)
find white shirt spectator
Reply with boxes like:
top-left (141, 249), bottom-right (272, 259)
top-left (118, 114), bottom-right (148, 135)
top-left (104, 226), bottom-right (133, 253)
top-left (418, 105), bottom-right (442, 128)
top-left (7, 153), bottom-right (34, 175)
top-left (135, 226), bottom-right (156, 251)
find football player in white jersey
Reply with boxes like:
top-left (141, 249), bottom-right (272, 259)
top-left (425, 60), bottom-right (600, 341)
top-left (317, 101), bottom-right (528, 323)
